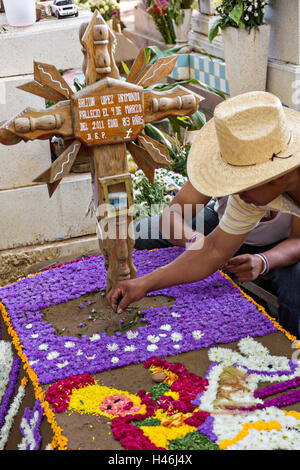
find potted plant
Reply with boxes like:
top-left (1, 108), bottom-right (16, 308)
top-left (146, 0), bottom-right (196, 45)
top-left (146, 0), bottom-right (177, 45)
top-left (208, 0), bottom-right (270, 96)
top-left (168, 0), bottom-right (197, 44)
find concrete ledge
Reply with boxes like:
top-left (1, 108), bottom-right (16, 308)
top-left (0, 234), bottom-right (99, 287)
top-left (0, 9), bottom-right (93, 77)
top-left (0, 173), bottom-right (95, 250)
top-left (123, 28), bottom-right (171, 51)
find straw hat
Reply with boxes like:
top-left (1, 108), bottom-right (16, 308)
top-left (187, 91), bottom-right (300, 197)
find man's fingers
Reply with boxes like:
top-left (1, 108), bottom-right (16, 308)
top-left (107, 285), bottom-right (124, 312)
top-left (225, 255), bottom-right (249, 267)
top-left (116, 293), bottom-right (131, 314)
top-left (226, 262), bottom-right (251, 275)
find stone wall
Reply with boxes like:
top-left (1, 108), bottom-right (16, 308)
top-left (0, 9), bottom-right (99, 286)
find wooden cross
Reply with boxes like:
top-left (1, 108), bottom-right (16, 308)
top-left (0, 11), bottom-right (201, 293)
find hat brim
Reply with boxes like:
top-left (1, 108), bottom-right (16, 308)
top-left (187, 107), bottom-right (300, 197)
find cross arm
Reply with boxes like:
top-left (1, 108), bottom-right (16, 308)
top-left (0, 100), bottom-right (74, 145)
top-left (143, 85), bottom-right (203, 123)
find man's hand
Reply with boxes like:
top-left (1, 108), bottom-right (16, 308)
top-left (224, 254), bottom-right (265, 282)
top-left (106, 278), bottom-right (148, 314)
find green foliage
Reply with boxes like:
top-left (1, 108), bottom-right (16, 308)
top-left (209, 0), bottom-right (268, 43)
top-left (133, 418), bottom-right (161, 427)
top-left (149, 382), bottom-right (171, 401)
top-left (133, 172), bottom-right (167, 218)
top-left (169, 431), bottom-right (219, 450)
top-left (145, 108), bottom-right (206, 178)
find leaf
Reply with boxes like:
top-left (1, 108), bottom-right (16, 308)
top-left (121, 61), bottom-right (130, 75)
top-left (145, 44), bottom-right (188, 64)
top-left (145, 47), bottom-right (152, 64)
top-left (168, 116), bottom-right (182, 136)
top-left (149, 78), bottom-right (226, 100)
top-left (145, 123), bottom-right (173, 151)
top-left (191, 110), bottom-right (206, 129)
top-left (229, 2), bottom-right (244, 27)
top-left (208, 18), bottom-right (221, 43)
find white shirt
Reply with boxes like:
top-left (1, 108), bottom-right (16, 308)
top-left (216, 194), bottom-right (299, 245)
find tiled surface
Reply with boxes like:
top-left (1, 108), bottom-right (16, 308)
top-left (170, 53), bottom-right (230, 95)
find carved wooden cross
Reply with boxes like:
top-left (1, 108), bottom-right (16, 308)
top-left (0, 11), bottom-right (200, 292)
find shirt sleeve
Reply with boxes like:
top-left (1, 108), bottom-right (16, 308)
top-left (219, 195), bottom-right (267, 235)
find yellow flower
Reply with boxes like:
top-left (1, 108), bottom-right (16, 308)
top-left (283, 410), bottom-right (300, 419)
top-left (267, 421), bottom-right (281, 431)
top-left (219, 439), bottom-right (232, 450)
top-left (254, 420), bottom-right (268, 431)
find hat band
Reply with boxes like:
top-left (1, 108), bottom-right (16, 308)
top-left (220, 133), bottom-right (293, 168)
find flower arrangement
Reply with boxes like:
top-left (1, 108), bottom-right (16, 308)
top-left (209, 0), bottom-right (268, 42)
top-left (168, 0), bottom-right (197, 26)
top-left (144, 0), bottom-right (196, 43)
top-left (75, 0), bottom-right (119, 21)
top-left (144, 0), bottom-right (176, 44)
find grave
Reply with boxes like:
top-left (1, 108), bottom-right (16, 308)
top-left (0, 4), bottom-right (300, 453)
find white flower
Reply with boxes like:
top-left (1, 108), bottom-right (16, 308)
top-left (126, 330), bottom-right (139, 339)
top-left (107, 343), bottom-right (118, 351)
top-left (86, 354), bottom-right (96, 360)
top-left (147, 335), bottom-right (160, 343)
top-left (245, 14), bottom-right (249, 20)
top-left (171, 332), bottom-right (183, 342)
top-left (46, 351), bottom-right (60, 360)
top-left (57, 361), bottom-right (69, 368)
top-left (124, 345), bottom-right (136, 352)
top-left (31, 334), bottom-right (39, 339)
top-left (38, 344), bottom-right (48, 351)
top-left (159, 334), bottom-right (167, 338)
top-left (173, 344), bottom-right (181, 350)
top-left (171, 312), bottom-right (181, 318)
top-left (76, 350), bottom-right (83, 356)
top-left (192, 330), bottom-right (204, 340)
top-left (25, 323), bottom-right (33, 329)
top-left (111, 356), bottom-right (119, 364)
top-left (29, 360), bottom-right (39, 366)
top-left (147, 344), bottom-right (158, 352)
top-left (160, 324), bottom-right (172, 331)
top-left (64, 341), bottom-right (75, 348)
top-left (90, 334), bottom-right (101, 342)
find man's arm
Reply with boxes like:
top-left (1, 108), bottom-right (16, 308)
top-left (159, 181), bottom-right (211, 247)
top-left (224, 216), bottom-right (300, 282)
top-left (107, 226), bottom-right (249, 313)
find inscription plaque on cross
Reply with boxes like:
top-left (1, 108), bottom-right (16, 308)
top-left (0, 11), bottom-right (201, 293)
